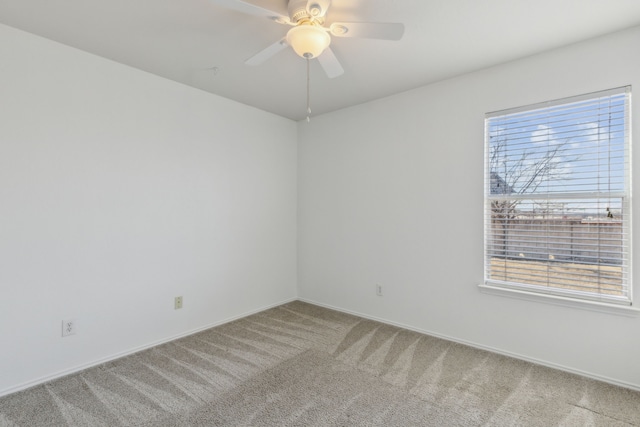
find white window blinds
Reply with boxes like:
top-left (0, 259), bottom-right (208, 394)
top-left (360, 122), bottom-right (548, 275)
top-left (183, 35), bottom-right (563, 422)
top-left (484, 87), bottom-right (631, 305)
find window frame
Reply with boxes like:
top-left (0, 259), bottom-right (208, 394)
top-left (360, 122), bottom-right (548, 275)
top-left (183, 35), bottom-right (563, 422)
top-left (482, 87), bottom-right (633, 309)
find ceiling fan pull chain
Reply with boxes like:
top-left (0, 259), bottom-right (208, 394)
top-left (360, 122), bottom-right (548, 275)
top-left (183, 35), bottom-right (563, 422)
top-left (306, 54), bottom-right (311, 122)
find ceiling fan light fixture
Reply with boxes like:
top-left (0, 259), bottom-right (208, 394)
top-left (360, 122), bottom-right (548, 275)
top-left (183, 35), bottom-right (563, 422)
top-left (286, 24), bottom-right (330, 59)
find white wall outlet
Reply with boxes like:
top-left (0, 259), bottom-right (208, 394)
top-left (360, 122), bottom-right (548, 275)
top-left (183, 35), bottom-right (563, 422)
top-left (174, 296), bottom-right (183, 310)
top-left (376, 284), bottom-right (383, 296)
top-left (62, 319), bottom-right (76, 337)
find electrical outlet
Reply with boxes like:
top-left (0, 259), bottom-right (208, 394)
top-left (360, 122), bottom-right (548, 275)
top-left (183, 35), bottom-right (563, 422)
top-left (376, 284), bottom-right (383, 296)
top-left (62, 319), bottom-right (76, 337)
top-left (174, 296), bottom-right (183, 310)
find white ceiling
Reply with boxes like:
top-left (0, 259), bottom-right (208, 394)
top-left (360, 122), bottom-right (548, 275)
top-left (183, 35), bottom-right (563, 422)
top-left (2, 0), bottom-right (640, 121)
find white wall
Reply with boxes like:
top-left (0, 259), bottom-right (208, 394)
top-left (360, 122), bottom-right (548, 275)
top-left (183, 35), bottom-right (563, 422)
top-left (298, 26), bottom-right (640, 389)
top-left (0, 24), bottom-right (297, 395)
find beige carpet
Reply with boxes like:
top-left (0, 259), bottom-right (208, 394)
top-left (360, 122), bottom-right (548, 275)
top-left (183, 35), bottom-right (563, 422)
top-left (1, 301), bottom-right (639, 426)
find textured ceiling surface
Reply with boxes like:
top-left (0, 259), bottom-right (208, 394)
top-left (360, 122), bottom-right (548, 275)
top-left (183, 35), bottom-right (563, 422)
top-left (2, 0), bottom-right (640, 120)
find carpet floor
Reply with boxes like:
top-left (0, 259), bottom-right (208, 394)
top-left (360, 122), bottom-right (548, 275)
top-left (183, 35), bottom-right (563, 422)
top-left (1, 301), bottom-right (639, 426)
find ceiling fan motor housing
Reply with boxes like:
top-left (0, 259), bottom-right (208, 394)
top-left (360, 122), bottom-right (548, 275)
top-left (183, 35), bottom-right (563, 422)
top-left (288, 0), bottom-right (325, 23)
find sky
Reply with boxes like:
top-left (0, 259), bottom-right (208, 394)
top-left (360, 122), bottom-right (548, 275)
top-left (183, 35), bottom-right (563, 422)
top-left (487, 90), bottom-right (628, 218)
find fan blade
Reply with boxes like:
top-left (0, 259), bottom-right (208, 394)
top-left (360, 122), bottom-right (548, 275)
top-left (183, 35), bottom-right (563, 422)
top-left (306, 0), bottom-right (331, 18)
top-left (330, 22), bottom-right (405, 40)
top-left (210, 0), bottom-right (289, 22)
top-left (245, 38), bottom-right (289, 66)
top-left (318, 47), bottom-right (344, 78)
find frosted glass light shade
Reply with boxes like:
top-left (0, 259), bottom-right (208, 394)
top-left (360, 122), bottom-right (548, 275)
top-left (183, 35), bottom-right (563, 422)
top-left (286, 25), bottom-right (330, 58)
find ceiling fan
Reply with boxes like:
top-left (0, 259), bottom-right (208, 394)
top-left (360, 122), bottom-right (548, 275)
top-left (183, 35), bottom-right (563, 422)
top-left (210, 0), bottom-right (405, 79)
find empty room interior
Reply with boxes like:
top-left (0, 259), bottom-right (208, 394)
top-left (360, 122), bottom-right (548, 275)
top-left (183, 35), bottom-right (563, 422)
top-left (1, 0), bottom-right (640, 425)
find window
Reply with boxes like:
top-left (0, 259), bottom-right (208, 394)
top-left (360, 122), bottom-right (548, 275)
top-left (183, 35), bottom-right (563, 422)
top-left (484, 87), bottom-right (631, 305)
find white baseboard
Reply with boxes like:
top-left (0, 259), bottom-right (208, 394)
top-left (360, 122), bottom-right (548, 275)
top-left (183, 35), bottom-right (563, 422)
top-left (297, 297), bottom-right (640, 392)
top-left (5, 296), bottom-right (637, 397)
top-left (0, 297), bottom-right (297, 398)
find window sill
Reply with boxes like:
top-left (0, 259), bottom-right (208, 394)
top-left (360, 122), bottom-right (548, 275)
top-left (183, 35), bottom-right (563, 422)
top-left (479, 283), bottom-right (640, 317)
